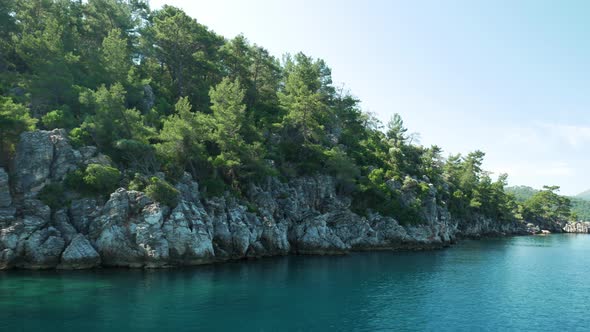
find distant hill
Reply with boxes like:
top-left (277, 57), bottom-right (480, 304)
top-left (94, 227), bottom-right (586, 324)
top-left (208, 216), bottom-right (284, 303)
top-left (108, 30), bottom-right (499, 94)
top-left (571, 198), bottom-right (590, 221)
top-left (575, 190), bottom-right (590, 201)
top-left (506, 186), bottom-right (590, 221)
top-left (505, 186), bottom-right (538, 202)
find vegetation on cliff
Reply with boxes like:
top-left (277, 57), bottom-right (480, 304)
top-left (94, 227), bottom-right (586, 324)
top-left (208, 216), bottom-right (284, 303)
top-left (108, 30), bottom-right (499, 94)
top-left (506, 186), bottom-right (589, 222)
top-left (0, 0), bottom-right (575, 225)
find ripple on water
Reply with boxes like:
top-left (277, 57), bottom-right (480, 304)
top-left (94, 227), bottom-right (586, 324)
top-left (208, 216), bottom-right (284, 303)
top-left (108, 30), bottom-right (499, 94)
top-left (1, 234), bottom-right (590, 331)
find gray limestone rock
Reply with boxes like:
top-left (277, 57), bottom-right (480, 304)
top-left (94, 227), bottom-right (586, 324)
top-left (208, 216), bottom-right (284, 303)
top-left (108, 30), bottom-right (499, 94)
top-left (0, 168), bottom-right (12, 208)
top-left (20, 227), bottom-right (65, 269)
top-left (14, 129), bottom-right (78, 197)
top-left (59, 234), bottom-right (100, 269)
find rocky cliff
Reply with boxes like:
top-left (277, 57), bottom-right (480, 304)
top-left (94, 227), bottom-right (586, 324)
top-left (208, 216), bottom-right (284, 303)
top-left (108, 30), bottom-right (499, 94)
top-left (563, 222), bottom-right (590, 233)
top-left (0, 130), bottom-right (528, 270)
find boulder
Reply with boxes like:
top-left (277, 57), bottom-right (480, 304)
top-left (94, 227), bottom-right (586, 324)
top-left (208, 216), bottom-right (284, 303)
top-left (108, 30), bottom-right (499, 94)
top-left (0, 249), bottom-right (16, 269)
top-left (91, 189), bottom-right (171, 267)
top-left (23, 199), bottom-right (51, 224)
top-left (70, 198), bottom-right (100, 234)
top-left (14, 129), bottom-right (78, 197)
top-left (59, 234), bottom-right (100, 269)
top-left (162, 201), bottom-right (215, 264)
top-left (19, 227), bottom-right (65, 269)
top-left (53, 209), bottom-right (78, 243)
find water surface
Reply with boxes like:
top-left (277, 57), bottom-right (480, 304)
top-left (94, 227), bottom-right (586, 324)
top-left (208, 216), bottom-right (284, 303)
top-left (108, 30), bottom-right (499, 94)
top-left (1, 234), bottom-right (590, 331)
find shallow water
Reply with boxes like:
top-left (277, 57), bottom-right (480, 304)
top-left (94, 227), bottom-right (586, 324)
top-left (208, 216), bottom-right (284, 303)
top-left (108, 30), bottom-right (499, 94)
top-left (1, 234), bottom-right (590, 331)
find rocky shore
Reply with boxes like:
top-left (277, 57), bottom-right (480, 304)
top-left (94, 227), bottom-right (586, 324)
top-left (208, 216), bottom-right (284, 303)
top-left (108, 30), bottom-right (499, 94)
top-left (563, 222), bottom-right (590, 234)
top-left (0, 130), bottom-right (530, 270)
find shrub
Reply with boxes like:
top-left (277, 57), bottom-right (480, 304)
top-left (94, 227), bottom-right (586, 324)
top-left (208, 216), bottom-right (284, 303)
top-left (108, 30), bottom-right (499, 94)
top-left (69, 127), bottom-right (93, 148)
top-left (38, 183), bottom-right (66, 209)
top-left (128, 173), bottom-right (148, 191)
top-left (64, 169), bottom-right (85, 192)
top-left (84, 164), bottom-right (121, 194)
top-left (145, 177), bottom-right (179, 207)
top-left (324, 147), bottom-right (360, 182)
top-left (65, 164), bottom-right (121, 197)
top-left (245, 202), bottom-right (259, 214)
top-left (113, 139), bottom-right (159, 173)
top-left (41, 107), bottom-right (76, 129)
top-left (201, 177), bottom-right (226, 198)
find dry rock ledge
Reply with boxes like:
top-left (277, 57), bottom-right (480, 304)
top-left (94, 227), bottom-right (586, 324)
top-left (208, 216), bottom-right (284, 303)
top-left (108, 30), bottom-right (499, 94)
top-left (0, 130), bottom-right (530, 270)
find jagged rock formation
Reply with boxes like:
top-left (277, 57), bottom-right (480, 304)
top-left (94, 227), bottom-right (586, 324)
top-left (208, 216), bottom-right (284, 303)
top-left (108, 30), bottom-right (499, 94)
top-left (563, 222), bottom-right (590, 233)
top-left (0, 130), bottom-right (528, 269)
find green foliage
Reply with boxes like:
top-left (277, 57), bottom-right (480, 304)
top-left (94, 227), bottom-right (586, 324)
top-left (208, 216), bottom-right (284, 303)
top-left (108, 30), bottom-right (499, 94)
top-left (522, 186), bottom-right (573, 224)
top-left (201, 177), bottom-right (227, 198)
top-left (64, 169), bottom-right (85, 192)
top-left (0, 0), bottom-right (569, 229)
top-left (84, 164), bottom-right (121, 194)
top-left (571, 198), bottom-right (590, 221)
top-left (0, 97), bottom-right (37, 166)
top-left (245, 202), bottom-right (259, 214)
top-left (279, 53), bottom-right (332, 144)
top-left (65, 164), bottom-right (121, 197)
top-left (101, 28), bottom-right (131, 85)
top-left (69, 127), bottom-right (93, 148)
top-left (128, 173), bottom-right (148, 192)
top-left (145, 177), bottom-right (179, 207)
top-left (157, 96), bottom-right (211, 180)
top-left (38, 183), bottom-right (66, 209)
top-left (41, 107), bottom-right (76, 129)
top-left (114, 139), bottom-right (159, 173)
top-left (208, 77), bottom-right (250, 179)
top-left (323, 146), bottom-right (360, 185)
top-left (505, 185), bottom-right (538, 202)
top-left (79, 83), bottom-right (152, 150)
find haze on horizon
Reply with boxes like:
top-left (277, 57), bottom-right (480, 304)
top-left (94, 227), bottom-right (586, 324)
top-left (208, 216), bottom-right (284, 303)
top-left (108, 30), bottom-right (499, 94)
top-left (150, 0), bottom-right (590, 196)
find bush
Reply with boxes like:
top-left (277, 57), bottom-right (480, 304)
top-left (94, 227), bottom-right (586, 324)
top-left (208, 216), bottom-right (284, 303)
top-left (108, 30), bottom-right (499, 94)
top-left (65, 164), bottom-right (121, 197)
top-left (69, 127), bottom-right (93, 148)
top-left (84, 164), bottom-right (121, 194)
top-left (201, 177), bottom-right (227, 198)
top-left (64, 169), bottom-right (85, 192)
top-left (245, 202), bottom-right (259, 214)
top-left (128, 173), bottom-right (148, 191)
top-left (113, 139), bottom-right (159, 172)
top-left (324, 147), bottom-right (360, 182)
top-left (41, 107), bottom-right (76, 129)
top-left (145, 177), bottom-right (179, 207)
top-left (38, 183), bottom-right (66, 209)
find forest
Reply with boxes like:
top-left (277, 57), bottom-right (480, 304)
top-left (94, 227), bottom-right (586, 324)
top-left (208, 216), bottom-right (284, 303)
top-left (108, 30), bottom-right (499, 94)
top-left (0, 0), bottom-right (576, 226)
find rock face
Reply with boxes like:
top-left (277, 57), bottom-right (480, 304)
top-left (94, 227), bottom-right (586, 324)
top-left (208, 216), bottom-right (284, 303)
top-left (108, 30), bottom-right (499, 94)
top-left (0, 130), bottom-right (531, 270)
top-left (563, 222), bottom-right (590, 233)
top-left (457, 215), bottom-right (526, 238)
top-left (0, 168), bottom-right (12, 207)
top-left (0, 168), bottom-right (15, 223)
top-left (14, 129), bottom-right (80, 197)
top-left (59, 234), bottom-right (100, 269)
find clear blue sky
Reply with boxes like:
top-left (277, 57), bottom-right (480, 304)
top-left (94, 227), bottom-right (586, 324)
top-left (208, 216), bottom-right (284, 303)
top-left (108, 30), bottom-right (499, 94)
top-left (150, 0), bottom-right (590, 195)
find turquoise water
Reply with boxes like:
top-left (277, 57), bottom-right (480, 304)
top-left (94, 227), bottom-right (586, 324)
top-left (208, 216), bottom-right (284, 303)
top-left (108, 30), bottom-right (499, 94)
top-left (1, 234), bottom-right (590, 331)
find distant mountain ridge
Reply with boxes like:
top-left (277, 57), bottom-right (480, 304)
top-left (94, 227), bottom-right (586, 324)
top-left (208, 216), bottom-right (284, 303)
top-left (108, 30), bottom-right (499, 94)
top-left (575, 189), bottom-right (590, 201)
top-left (505, 186), bottom-right (538, 202)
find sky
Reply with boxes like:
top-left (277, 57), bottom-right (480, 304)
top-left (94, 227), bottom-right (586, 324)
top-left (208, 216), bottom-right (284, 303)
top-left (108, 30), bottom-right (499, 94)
top-left (150, 0), bottom-right (590, 195)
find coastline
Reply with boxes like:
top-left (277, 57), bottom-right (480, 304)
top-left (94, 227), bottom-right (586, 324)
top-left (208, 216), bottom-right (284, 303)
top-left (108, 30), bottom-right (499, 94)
top-left (0, 130), bottom-right (567, 271)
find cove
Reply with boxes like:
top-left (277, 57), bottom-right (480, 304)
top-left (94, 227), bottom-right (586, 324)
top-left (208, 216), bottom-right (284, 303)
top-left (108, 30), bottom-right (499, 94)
top-left (1, 234), bottom-right (589, 331)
